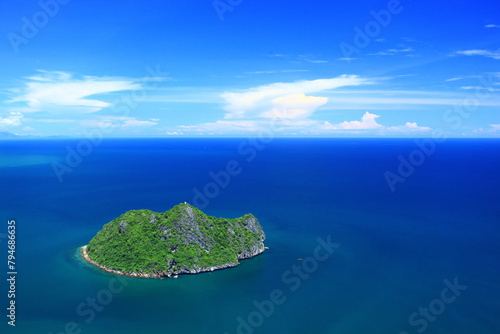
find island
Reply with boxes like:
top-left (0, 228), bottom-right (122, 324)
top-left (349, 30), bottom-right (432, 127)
top-left (82, 203), bottom-right (266, 278)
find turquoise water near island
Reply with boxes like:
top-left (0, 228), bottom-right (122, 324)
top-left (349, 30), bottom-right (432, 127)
top-left (0, 138), bottom-right (499, 334)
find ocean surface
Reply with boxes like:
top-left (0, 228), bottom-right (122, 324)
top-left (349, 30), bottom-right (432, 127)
top-left (0, 138), bottom-right (499, 334)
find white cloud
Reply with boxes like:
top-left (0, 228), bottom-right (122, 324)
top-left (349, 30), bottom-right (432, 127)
top-left (445, 75), bottom-right (485, 82)
top-left (455, 49), bottom-right (500, 60)
top-left (164, 118), bottom-right (319, 136)
top-left (221, 75), bottom-right (372, 119)
top-left (305, 60), bottom-right (328, 64)
top-left (192, 120), bottom-right (263, 132)
top-left (8, 71), bottom-right (150, 114)
top-left (296, 54), bottom-right (328, 63)
top-left (260, 94), bottom-right (328, 119)
top-left (121, 120), bottom-right (158, 128)
top-left (321, 114), bottom-right (431, 133)
top-left (321, 94), bottom-right (500, 109)
top-left (485, 24), bottom-right (500, 28)
top-left (321, 112), bottom-right (383, 130)
top-left (369, 47), bottom-right (414, 56)
top-left (461, 86), bottom-right (500, 92)
top-left (165, 111), bottom-right (431, 136)
top-left (491, 124), bottom-right (500, 131)
top-left (162, 78), bottom-right (437, 137)
top-left (79, 119), bottom-right (121, 130)
top-left (387, 122), bottom-right (431, 132)
top-left (0, 112), bottom-right (23, 127)
top-left (78, 116), bottom-right (158, 130)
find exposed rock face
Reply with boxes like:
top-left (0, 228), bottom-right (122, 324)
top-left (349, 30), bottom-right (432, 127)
top-left (175, 206), bottom-right (213, 252)
top-left (118, 221), bottom-right (127, 234)
top-left (149, 214), bottom-right (156, 225)
top-left (241, 215), bottom-right (266, 240)
top-left (85, 203), bottom-right (266, 278)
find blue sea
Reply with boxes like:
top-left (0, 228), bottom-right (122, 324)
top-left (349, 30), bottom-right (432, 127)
top-left (1, 138), bottom-right (499, 334)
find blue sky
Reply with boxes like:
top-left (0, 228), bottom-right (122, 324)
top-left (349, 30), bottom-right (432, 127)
top-left (0, 0), bottom-right (499, 137)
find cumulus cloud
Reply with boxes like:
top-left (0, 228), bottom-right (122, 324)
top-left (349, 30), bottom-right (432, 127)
top-left (387, 122), bottom-right (431, 132)
top-left (322, 114), bottom-right (431, 133)
top-left (454, 49), bottom-right (500, 60)
top-left (491, 124), bottom-right (500, 131)
top-left (260, 94), bottom-right (328, 119)
top-left (8, 70), bottom-right (152, 114)
top-left (221, 75), bottom-right (372, 119)
top-left (162, 77), bottom-right (433, 136)
top-left (0, 112), bottom-right (23, 127)
top-left (321, 112), bottom-right (383, 130)
top-left (166, 111), bottom-right (430, 136)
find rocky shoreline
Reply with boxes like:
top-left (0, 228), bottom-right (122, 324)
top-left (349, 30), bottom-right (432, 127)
top-left (83, 203), bottom-right (267, 278)
top-left (81, 244), bottom-right (265, 279)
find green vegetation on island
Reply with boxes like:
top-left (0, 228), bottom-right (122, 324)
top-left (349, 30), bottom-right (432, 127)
top-left (85, 203), bottom-right (266, 277)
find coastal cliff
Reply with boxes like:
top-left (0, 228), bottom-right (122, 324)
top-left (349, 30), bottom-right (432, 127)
top-left (84, 203), bottom-right (266, 278)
